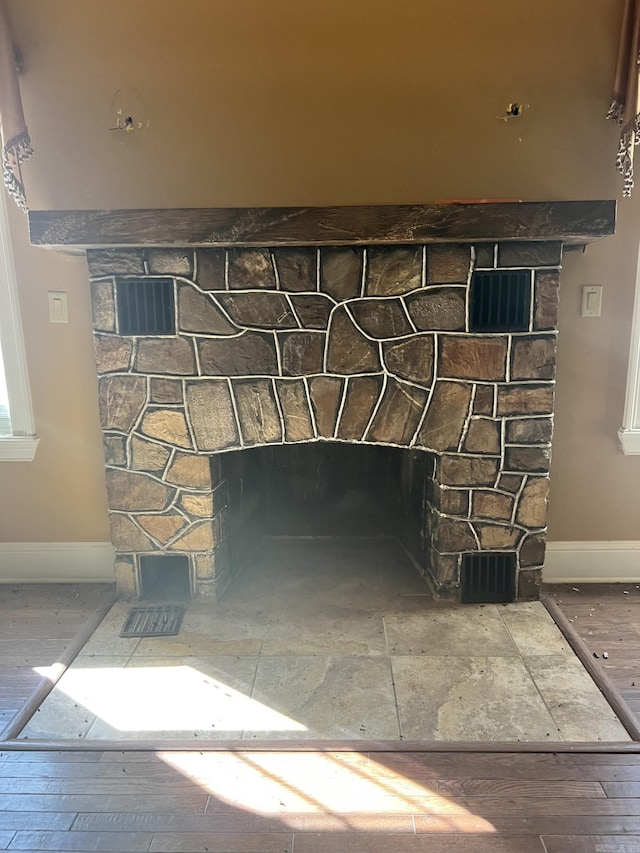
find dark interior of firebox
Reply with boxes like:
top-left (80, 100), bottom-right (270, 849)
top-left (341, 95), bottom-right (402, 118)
top-left (217, 443), bottom-right (432, 576)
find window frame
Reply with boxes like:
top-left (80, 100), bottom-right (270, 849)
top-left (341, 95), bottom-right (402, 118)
top-left (0, 189), bottom-right (38, 461)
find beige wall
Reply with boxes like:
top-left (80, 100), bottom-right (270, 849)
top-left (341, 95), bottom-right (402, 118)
top-left (2, 0), bottom-right (639, 543)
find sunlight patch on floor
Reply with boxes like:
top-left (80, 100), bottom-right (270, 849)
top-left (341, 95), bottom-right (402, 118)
top-left (34, 665), bottom-right (307, 734)
top-left (159, 750), bottom-right (497, 831)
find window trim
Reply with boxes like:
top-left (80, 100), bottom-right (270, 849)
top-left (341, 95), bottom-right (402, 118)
top-left (619, 243), bottom-right (640, 454)
top-left (0, 189), bottom-right (38, 462)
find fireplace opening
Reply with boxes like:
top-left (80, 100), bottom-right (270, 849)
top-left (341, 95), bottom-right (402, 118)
top-left (139, 554), bottom-right (192, 600)
top-left (217, 443), bottom-right (433, 585)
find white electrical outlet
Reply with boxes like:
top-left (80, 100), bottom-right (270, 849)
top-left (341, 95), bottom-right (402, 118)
top-left (581, 285), bottom-right (602, 317)
top-left (48, 291), bottom-right (68, 323)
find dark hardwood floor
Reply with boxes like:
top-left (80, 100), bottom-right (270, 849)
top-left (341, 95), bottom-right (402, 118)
top-left (2, 748), bottom-right (640, 851)
top-left (0, 584), bottom-right (113, 739)
top-left (546, 583), bottom-right (640, 726)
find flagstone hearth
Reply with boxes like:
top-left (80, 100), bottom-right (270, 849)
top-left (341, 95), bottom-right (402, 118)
top-left (18, 538), bottom-right (628, 743)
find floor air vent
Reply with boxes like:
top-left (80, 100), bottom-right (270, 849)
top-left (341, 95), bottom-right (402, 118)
top-left (116, 278), bottom-right (175, 335)
top-left (470, 270), bottom-right (530, 332)
top-left (120, 604), bottom-right (184, 638)
top-left (461, 553), bottom-right (515, 604)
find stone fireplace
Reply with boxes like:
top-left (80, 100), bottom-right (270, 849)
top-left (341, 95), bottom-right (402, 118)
top-left (29, 202), bottom-right (615, 602)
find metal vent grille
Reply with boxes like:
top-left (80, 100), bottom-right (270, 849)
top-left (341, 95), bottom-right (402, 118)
top-left (116, 278), bottom-right (175, 335)
top-left (120, 605), bottom-right (184, 638)
top-left (461, 553), bottom-right (516, 604)
top-left (470, 270), bottom-right (530, 332)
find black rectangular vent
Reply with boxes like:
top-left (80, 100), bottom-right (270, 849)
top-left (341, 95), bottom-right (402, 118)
top-left (461, 553), bottom-right (515, 604)
top-left (470, 270), bottom-right (530, 332)
top-left (116, 278), bottom-right (175, 335)
top-left (139, 554), bottom-right (191, 600)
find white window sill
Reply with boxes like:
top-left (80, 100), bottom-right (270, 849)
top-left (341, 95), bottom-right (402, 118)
top-left (0, 435), bottom-right (39, 461)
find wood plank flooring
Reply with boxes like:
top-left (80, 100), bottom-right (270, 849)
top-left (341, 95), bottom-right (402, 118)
top-left (2, 749), bottom-right (640, 850)
top-left (0, 585), bottom-right (113, 739)
top-left (546, 583), bottom-right (640, 726)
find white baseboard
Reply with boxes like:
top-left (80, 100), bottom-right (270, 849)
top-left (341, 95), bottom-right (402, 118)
top-left (544, 541), bottom-right (640, 583)
top-left (0, 540), bottom-right (637, 586)
top-left (0, 542), bottom-right (115, 583)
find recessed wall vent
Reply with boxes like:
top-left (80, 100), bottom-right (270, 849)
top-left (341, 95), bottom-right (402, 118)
top-left (139, 554), bottom-right (191, 600)
top-left (116, 278), bottom-right (175, 335)
top-left (460, 553), bottom-right (515, 603)
top-left (470, 270), bottom-right (530, 332)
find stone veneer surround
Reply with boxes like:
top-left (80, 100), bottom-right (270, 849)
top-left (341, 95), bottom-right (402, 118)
top-left (88, 240), bottom-right (559, 601)
top-left (28, 202), bottom-right (615, 602)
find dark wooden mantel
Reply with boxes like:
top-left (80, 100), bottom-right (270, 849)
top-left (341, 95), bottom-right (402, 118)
top-left (28, 201), bottom-right (616, 249)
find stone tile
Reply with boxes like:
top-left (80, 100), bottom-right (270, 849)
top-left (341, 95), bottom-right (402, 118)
top-left (511, 336), bottom-right (557, 381)
top-left (83, 655), bottom-right (258, 740)
top-left (416, 381), bottom-right (472, 451)
top-left (198, 332), bottom-right (278, 376)
top-left (136, 338), bottom-right (196, 375)
top-left (499, 601), bottom-right (572, 656)
top-left (19, 688), bottom-right (97, 740)
top-left (178, 285), bottom-right (238, 334)
top-left (87, 248), bottom-right (144, 276)
top-left (440, 335), bottom-right (508, 381)
top-left (94, 334), bottom-right (132, 373)
top-left (140, 408), bottom-right (192, 448)
top-left (326, 307), bottom-right (381, 374)
top-left (195, 248), bottom-right (225, 290)
top-left (98, 375), bottom-right (147, 432)
top-left (251, 656), bottom-right (399, 739)
top-left (218, 292), bottom-right (297, 328)
top-left (351, 298), bottom-right (413, 338)
top-left (275, 379), bottom-right (315, 442)
top-left (280, 331), bottom-right (325, 375)
top-left (498, 241), bottom-right (562, 267)
top-left (365, 246), bottom-right (422, 296)
top-left (262, 609), bottom-right (386, 656)
top-left (384, 605), bottom-right (518, 656)
top-left (366, 379), bottom-right (426, 445)
top-left (228, 249), bottom-right (276, 289)
top-left (186, 380), bottom-right (240, 452)
top-left (289, 294), bottom-right (334, 329)
top-left (534, 271), bottom-right (560, 330)
top-left (524, 655), bottom-right (630, 741)
top-left (273, 247), bottom-right (317, 292)
top-left (427, 244), bottom-right (471, 283)
top-left (464, 417), bottom-right (501, 454)
top-left (79, 602), bottom-right (142, 657)
top-left (392, 655), bottom-right (559, 741)
top-left (132, 607), bottom-right (267, 657)
top-left (91, 280), bottom-right (116, 331)
top-left (336, 375), bottom-right (383, 440)
top-left (383, 335), bottom-right (434, 386)
top-left (146, 248), bottom-right (193, 276)
top-left (320, 247), bottom-right (362, 300)
top-left (506, 417), bottom-right (553, 444)
top-left (106, 469), bottom-right (174, 513)
top-left (234, 378), bottom-right (282, 445)
top-left (516, 476), bottom-right (550, 527)
top-left (309, 376), bottom-right (343, 437)
top-left (406, 287), bottom-right (466, 331)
